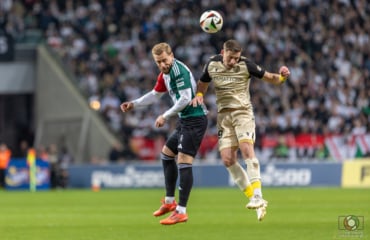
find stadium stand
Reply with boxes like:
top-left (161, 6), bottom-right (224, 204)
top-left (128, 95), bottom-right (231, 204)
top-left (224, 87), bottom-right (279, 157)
top-left (1, 0), bottom-right (369, 162)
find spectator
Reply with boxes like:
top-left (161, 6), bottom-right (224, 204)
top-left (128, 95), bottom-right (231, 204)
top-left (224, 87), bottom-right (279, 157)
top-left (58, 146), bottom-right (73, 188)
top-left (273, 136), bottom-right (289, 159)
top-left (47, 143), bottom-right (59, 189)
top-left (0, 142), bottom-right (11, 189)
top-left (108, 142), bottom-right (124, 163)
top-left (108, 141), bottom-right (136, 163)
top-left (6, 0), bottom-right (370, 161)
top-left (13, 139), bottom-right (29, 158)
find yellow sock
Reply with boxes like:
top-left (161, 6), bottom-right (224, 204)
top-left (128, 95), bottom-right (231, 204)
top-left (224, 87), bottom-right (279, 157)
top-left (252, 181), bottom-right (261, 189)
top-left (243, 184), bottom-right (254, 199)
top-left (252, 181), bottom-right (262, 196)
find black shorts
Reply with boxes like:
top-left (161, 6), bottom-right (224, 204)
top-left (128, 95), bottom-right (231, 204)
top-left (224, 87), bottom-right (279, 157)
top-left (165, 115), bottom-right (208, 157)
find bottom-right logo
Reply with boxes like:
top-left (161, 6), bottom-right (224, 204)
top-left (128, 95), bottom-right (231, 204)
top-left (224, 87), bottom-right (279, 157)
top-left (337, 215), bottom-right (364, 239)
top-left (343, 215), bottom-right (362, 231)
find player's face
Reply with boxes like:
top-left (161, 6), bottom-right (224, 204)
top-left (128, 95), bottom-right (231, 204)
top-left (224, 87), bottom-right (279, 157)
top-left (222, 50), bottom-right (241, 69)
top-left (153, 52), bottom-right (174, 74)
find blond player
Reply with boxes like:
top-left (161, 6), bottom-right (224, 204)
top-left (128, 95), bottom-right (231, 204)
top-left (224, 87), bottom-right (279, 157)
top-left (121, 43), bottom-right (208, 225)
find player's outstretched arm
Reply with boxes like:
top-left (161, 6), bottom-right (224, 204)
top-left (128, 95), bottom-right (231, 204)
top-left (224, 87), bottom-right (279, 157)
top-left (262, 66), bottom-right (290, 85)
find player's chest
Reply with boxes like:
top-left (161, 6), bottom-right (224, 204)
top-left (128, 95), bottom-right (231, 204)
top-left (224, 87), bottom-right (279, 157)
top-left (162, 74), bottom-right (181, 96)
top-left (208, 64), bottom-right (248, 86)
top-left (210, 72), bottom-right (249, 88)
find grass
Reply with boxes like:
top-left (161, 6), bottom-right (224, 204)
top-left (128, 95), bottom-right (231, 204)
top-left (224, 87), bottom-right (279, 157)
top-left (0, 187), bottom-right (369, 240)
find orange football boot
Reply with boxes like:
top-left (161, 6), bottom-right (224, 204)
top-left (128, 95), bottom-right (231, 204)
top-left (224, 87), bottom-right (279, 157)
top-left (153, 199), bottom-right (177, 217)
top-left (160, 211), bottom-right (188, 225)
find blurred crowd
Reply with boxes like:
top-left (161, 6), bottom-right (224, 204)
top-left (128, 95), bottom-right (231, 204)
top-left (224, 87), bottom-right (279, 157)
top-left (1, 0), bottom-right (369, 162)
top-left (0, 140), bottom-right (72, 189)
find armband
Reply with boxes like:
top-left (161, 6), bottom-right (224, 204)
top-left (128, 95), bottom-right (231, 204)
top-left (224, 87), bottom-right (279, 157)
top-left (279, 75), bottom-right (287, 83)
top-left (196, 92), bottom-right (204, 97)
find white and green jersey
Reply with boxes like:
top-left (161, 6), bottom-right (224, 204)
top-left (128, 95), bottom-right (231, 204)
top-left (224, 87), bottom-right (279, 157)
top-left (132, 59), bottom-right (207, 119)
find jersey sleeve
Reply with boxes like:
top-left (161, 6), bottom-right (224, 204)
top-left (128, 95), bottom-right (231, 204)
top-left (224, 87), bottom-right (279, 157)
top-left (244, 58), bottom-right (265, 79)
top-left (200, 54), bottom-right (223, 83)
top-left (132, 73), bottom-right (165, 107)
top-left (162, 88), bottom-right (192, 119)
top-left (153, 73), bottom-right (168, 92)
top-left (199, 58), bottom-right (214, 83)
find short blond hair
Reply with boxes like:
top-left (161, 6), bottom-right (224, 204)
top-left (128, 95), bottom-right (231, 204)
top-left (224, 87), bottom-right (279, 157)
top-left (152, 42), bottom-right (172, 56)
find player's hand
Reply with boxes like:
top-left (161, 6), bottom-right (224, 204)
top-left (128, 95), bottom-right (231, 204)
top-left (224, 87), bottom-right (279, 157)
top-left (120, 102), bottom-right (134, 112)
top-left (279, 66), bottom-right (290, 83)
top-left (190, 95), bottom-right (204, 107)
top-left (155, 115), bottom-right (166, 128)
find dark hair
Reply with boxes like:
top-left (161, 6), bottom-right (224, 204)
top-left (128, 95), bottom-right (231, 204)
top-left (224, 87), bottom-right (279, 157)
top-left (223, 39), bottom-right (242, 53)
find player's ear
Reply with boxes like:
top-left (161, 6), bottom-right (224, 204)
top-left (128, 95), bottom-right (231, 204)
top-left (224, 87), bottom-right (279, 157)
top-left (220, 49), bottom-right (224, 55)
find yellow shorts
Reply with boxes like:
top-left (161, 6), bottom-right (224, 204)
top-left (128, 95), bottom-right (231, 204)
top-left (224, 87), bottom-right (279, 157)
top-left (217, 109), bottom-right (256, 151)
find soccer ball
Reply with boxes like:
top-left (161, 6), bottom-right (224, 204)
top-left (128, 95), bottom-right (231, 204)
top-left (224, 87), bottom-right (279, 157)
top-left (199, 10), bottom-right (223, 33)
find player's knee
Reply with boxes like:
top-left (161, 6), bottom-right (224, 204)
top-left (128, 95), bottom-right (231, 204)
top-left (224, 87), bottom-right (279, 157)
top-left (177, 152), bottom-right (194, 164)
top-left (162, 145), bottom-right (176, 157)
top-left (221, 157), bottom-right (235, 167)
top-left (220, 150), bottom-right (236, 167)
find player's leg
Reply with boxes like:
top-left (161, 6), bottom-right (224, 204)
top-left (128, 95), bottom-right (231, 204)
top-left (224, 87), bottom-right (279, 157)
top-left (239, 143), bottom-right (262, 194)
top-left (244, 155), bottom-right (267, 220)
top-left (220, 147), bottom-right (254, 199)
top-left (177, 157), bottom-right (194, 214)
top-left (160, 153), bottom-right (193, 225)
top-left (217, 112), bottom-right (254, 202)
top-left (233, 110), bottom-right (266, 215)
top-left (0, 169), bottom-right (4, 188)
top-left (153, 132), bottom-right (179, 217)
top-left (160, 116), bottom-right (207, 225)
top-left (239, 143), bottom-right (266, 209)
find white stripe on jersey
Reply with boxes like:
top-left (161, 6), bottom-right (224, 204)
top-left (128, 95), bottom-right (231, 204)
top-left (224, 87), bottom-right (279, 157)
top-left (172, 61), bottom-right (180, 76)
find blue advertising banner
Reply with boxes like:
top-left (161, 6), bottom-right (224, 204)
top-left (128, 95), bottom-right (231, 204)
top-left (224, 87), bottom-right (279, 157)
top-left (5, 158), bottom-right (50, 190)
top-left (260, 163), bottom-right (343, 187)
top-left (68, 162), bottom-right (343, 189)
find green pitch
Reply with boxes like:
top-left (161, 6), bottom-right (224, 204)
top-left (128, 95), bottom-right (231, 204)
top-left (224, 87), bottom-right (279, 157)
top-left (0, 187), bottom-right (368, 240)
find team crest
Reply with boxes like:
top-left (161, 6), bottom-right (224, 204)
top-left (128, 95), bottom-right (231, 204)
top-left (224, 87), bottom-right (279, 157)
top-left (234, 66), bottom-right (240, 72)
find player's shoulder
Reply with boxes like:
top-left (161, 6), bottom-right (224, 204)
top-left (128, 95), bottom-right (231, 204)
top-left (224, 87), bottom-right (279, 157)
top-left (209, 54), bottom-right (223, 62)
top-left (239, 56), bottom-right (252, 64)
top-left (173, 59), bottom-right (191, 72)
